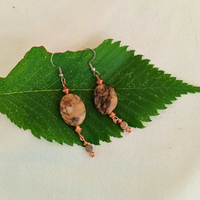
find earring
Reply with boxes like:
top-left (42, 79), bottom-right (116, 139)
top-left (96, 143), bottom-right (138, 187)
top-left (51, 53), bottom-right (94, 157)
top-left (86, 49), bottom-right (131, 133)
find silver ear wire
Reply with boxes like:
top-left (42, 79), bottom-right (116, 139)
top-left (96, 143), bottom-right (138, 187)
top-left (51, 53), bottom-right (66, 84)
top-left (85, 48), bottom-right (99, 76)
top-left (51, 53), bottom-right (57, 68)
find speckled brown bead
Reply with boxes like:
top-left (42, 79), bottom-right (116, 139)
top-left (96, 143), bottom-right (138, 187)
top-left (94, 84), bottom-right (118, 115)
top-left (85, 144), bottom-right (93, 152)
top-left (60, 93), bottom-right (86, 126)
top-left (120, 121), bottom-right (128, 130)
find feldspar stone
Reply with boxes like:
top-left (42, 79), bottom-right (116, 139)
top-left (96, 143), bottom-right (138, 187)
top-left (60, 93), bottom-right (86, 126)
top-left (85, 144), bottom-right (93, 152)
top-left (120, 121), bottom-right (128, 130)
top-left (94, 84), bottom-right (118, 115)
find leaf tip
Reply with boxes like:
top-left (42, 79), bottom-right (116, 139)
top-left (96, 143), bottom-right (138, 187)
top-left (24, 46), bottom-right (49, 59)
top-left (104, 38), bottom-right (114, 44)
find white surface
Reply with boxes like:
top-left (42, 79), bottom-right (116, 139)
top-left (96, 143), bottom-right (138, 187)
top-left (0, 0), bottom-right (200, 199)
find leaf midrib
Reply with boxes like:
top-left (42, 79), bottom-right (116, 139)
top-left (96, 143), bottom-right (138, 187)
top-left (0, 87), bottom-right (190, 96)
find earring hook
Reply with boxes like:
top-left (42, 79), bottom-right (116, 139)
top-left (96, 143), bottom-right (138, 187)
top-left (86, 48), bottom-right (96, 63)
top-left (51, 53), bottom-right (66, 85)
top-left (51, 53), bottom-right (57, 68)
top-left (85, 48), bottom-right (99, 76)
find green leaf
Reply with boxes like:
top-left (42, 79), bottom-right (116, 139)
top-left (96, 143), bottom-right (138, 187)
top-left (0, 39), bottom-right (199, 146)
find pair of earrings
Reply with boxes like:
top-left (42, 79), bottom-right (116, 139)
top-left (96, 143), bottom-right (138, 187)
top-left (51, 48), bottom-right (131, 157)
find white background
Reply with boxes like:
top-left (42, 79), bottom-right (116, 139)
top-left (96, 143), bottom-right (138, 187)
top-left (0, 0), bottom-right (200, 199)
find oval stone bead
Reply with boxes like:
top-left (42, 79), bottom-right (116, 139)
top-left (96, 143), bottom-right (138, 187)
top-left (94, 84), bottom-right (118, 115)
top-left (60, 93), bottom-right (86, 126)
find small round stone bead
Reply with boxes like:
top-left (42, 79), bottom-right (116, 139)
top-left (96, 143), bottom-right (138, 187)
top-left (120, 121), bottom-right (128, 129)
top-left (85, 144), bottom-right (93, 152)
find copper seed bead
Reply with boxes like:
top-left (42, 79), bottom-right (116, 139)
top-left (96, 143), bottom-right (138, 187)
top-left (84, 141), bottom-right (88, 146)
top-left (109, 112), bottom-right (116, 118)
top-left (62, 87), bottom-right (69, 94)
top-left (126, 127), bottom-right (131, 133)
top-left (96, 78), bottom-right (103, 85)
top-left (85, 144), bottom-right (93, 152)
top-left (120, 121), bottom-right (128, 129)
top-left (90, 152), bottom-right (95, 157)
top-left (118, 118), bottom-right (122, 123)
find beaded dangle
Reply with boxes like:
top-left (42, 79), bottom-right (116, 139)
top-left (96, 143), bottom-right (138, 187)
top-left (51, 53), bottom-right (94, 157)
top-left (86, 49), bottom-right (131, 133)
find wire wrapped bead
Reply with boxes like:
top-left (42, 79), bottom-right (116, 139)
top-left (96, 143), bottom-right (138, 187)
top-left (120, 121), bottom-right (128, 130)
top-left (85, 144), bottom-right (93, 152)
